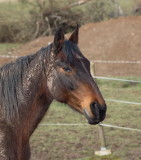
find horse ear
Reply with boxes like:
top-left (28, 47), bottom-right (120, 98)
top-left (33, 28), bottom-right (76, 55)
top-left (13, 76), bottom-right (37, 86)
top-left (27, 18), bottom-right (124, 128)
top-left (69, 24), bottom-right (79, 44)
top-left (53, 27), bottom-right (65, 51)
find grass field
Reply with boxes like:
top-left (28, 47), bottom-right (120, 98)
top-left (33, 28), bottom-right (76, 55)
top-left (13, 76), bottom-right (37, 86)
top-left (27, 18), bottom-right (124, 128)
top-left (30, 78), bottom-right (141, 160)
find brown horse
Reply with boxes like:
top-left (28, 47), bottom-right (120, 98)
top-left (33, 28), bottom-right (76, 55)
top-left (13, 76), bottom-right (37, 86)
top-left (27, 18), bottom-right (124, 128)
top-left (0, 25), bottom-right (107, 160)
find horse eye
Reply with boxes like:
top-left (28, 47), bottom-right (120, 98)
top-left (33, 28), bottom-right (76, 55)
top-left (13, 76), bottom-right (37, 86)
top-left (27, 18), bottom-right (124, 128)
top-left (63, 66), bottom-right (72, 72)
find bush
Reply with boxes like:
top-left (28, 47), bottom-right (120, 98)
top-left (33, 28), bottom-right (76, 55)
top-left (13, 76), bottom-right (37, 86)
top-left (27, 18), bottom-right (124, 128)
top-left (0, 0), bottom-right (137, 42)
top-left (84, 0), bottom-right (121, 23)
top-left (0, 0), bottom-right (82, 42)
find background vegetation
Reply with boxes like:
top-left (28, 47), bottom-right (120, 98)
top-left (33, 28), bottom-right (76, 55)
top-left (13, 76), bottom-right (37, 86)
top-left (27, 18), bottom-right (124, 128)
top-left (0, 0), bottom-right (141, 42)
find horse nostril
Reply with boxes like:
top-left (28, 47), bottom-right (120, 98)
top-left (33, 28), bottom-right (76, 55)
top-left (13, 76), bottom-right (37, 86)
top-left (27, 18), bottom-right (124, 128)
top-left (90, 102), bottom-right (100, 118)
top-left (85, 102), bottom-right (106, 125)
top-left (99, 103), bottom-right (107, 121)
top-left (90, 102), bottom-right (107, 121)
top-left (99, 104), bottom-right (107, 113)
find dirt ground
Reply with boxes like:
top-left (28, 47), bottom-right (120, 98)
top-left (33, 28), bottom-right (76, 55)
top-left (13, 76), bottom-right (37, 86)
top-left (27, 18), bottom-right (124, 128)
top-left (1, 16), bottom-right (141, 76)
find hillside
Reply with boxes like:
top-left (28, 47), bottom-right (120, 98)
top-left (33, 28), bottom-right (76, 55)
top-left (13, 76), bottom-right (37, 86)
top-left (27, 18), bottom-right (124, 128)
top-left (1, 16), bottom-right (141, 76)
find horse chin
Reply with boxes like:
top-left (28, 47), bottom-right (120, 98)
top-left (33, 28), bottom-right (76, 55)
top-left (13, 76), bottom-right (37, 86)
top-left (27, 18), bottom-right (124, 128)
top-left (66, 103), bottom-right (83, 114)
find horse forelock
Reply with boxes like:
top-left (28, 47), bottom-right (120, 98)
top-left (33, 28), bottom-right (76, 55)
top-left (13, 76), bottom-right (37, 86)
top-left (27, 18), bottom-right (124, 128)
top-left (62, 40), bottom-right (83, 63)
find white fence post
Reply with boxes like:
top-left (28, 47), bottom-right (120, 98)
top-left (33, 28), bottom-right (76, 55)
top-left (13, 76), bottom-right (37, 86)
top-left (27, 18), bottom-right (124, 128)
top-left (90, 62), bottom-right (111, 156)
top-left (95, 124), bottom-right (111, 156)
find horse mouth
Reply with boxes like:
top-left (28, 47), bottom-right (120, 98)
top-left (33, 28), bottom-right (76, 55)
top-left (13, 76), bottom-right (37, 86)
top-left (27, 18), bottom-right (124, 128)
top-left (83, 106), bottom-right (106, 125)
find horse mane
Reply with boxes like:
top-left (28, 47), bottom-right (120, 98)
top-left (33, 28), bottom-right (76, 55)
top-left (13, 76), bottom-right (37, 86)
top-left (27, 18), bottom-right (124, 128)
top-left (0, 40), bottom-right (83, 124)
top-left (0, 44), bottom-right (52, 124)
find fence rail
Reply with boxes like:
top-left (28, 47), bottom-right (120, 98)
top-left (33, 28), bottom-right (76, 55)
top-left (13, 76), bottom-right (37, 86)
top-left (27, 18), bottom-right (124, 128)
top-left (99, 123), bottom-right (141, 132)
top-left (93, 76), bottom-right (141, 83)
top-left (0, 55), bottom-right (19, 58)
top-left (105, 99), bottom-right (141, 105)
top-left (38, 123), bottom-right (141, 132)
top-left (93, 60), bottom-right (141, 64)
top-left (1, 55), bottom-right (141, 64)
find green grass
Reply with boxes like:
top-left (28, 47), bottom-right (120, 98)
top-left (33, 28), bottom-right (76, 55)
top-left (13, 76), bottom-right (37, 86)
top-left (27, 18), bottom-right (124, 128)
top-left (0, 43), bottom-right (21, 55)
top-left (117, 0), bottom-right (136, 15)
top-left (97, 77), bottom-right (141, 103)
top-left (30, 78), bottom-right (141, 160)
top-left (0, 2), bottom-right (32, 24)
top-left (0, 0), bottom-right (75, 24)
top-left (78, 155), bottom-right (123, 160)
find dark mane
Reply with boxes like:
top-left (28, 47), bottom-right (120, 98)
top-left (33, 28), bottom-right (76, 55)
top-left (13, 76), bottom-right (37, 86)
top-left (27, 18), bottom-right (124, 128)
top-left (0, 44), bottom-right (52, 124)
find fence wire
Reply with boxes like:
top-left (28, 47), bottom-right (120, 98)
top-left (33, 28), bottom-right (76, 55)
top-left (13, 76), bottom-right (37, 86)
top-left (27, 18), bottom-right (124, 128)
top-left (93, 60), bottom-right (141, 64)
top-left (38, 123), bottom-right (141, 133)
top-left (93, 76), bottom-right (141, 83)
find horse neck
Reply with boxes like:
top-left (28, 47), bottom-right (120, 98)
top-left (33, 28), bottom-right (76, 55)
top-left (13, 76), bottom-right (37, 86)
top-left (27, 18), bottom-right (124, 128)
top-left (16, 47), bottom-right (54, 140)
top-left (19, 49), bottom-right (53, 123)
top-left (21, 46), bottom-right (54, 106)
top-left (0, 46), bottom-right (55, 159)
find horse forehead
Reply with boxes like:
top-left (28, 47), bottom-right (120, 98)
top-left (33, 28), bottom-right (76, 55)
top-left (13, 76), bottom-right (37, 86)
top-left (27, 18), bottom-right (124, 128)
top-left (59, 51), bottom-right (84, 63)
top-left (74, 55), bottom-right (90, 73)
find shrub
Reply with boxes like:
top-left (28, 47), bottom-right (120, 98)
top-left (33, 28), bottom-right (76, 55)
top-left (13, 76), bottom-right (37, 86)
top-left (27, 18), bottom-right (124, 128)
top-left (84, 0), bottom-right (121, 23)
top-left (0, 0), bottom-right (82, 42)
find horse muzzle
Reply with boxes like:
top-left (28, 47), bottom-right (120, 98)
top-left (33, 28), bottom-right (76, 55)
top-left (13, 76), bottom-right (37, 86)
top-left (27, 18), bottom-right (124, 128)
top-left (84, 102), bottom-right (107, 125)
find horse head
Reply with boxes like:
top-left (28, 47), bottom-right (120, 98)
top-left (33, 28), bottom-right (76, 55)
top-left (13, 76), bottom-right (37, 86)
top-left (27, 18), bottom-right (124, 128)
top-left (47, 25), bottom-right (107, 124)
